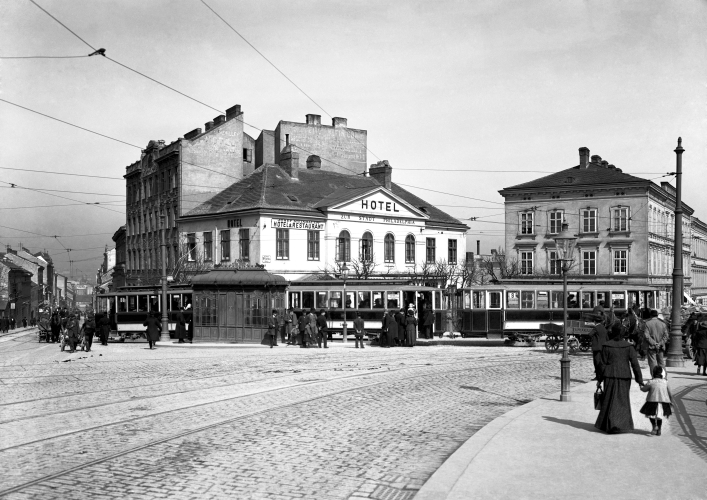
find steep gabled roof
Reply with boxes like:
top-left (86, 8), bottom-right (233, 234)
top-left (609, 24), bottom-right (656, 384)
top-left (500, 163), bottom-right (649, 193)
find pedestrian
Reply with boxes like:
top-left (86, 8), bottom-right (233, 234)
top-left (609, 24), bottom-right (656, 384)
top-left (395, 308), bottom-right (405, 346)
top-left (284, 307), bottom-right (297, 345)
top-left (268, 310), bottom-right (278, 348)
top-left (405, 309), bottom-right (418, 347)
top-left (590, 306), bottom-right (610, 381)
top-left (81, 313), bottom-right (96, 352)
top-left (644, 309), bottom-right (668, 374)
top-left (143, 311), bottom-right (162, 350)
top-left (639, 365), bottom-right (673, 436)
top-left (98, 312), bottom-right (111, 346)
top-left (353, 311), bottom-right (365, 349)
top-left (307, 308), bottom-right (319, 348)
top-left (185, 303), bottom-right (193, 343)
top-left (298, 310), bottom-right (308, 348)
top-left (22, 317), bottom-right (27, 328)
top-left (176, 306), bottom-right (187, 343)
top-left (381, 310), bottom-right (394, 348)
top-left (595, 322), bottom-right (644, 434)
top-left (423, 308), bottom-right (435, 340)
top-left (65, 314), bottom-right (79, 353)
top-left (690, 315), bottom-right (707, 376)
top-left (316, 309), bottom-right (328, 348)
top-left (10, 317), bottom-right (16, 330)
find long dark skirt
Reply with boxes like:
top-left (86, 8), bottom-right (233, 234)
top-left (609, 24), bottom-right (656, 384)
top-left (693, 347), bottom-right (707, 367)
top-left (595, 378), bottom-right (634, 433)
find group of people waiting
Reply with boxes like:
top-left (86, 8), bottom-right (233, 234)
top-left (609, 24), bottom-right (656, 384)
top-left (0, 316), bottom-right (17, 332)
top-left (589, 304), bottom-right (675, 436)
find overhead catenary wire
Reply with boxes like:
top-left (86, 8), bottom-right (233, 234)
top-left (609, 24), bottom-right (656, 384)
top-left (0, 165), bottom-right (123, 180)
top-left (0, 181), bottom-right (124, 214)
top-left (0, 54), bottom-right (90, 59)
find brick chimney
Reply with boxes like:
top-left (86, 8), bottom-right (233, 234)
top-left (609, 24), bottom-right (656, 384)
top-left (332, 117), bottom-right (347, 128)
top-left (369, 160), bottom-right (392, 190)
top-left (579, 147), bottom-right (590, 168)
top-left (306, 114), bottom-right (321, 125)
top-left (279, 136), bottom-right (300, 179)
top-left (306, 155), bottom-right (321, 169)
top-left (213, 115), bottom-right (226, 126)
top-left (204, 121), bottom-right (214, 132)
top-left (184, 128), bottom-right (202, 140)
top-left (226, 104), bottom-right (242, 121)
top-left (590, 155), bottom-right (602, 165)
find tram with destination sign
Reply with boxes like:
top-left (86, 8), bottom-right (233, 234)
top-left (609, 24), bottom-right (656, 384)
top-left (96, 285), bottom-right (193, 341)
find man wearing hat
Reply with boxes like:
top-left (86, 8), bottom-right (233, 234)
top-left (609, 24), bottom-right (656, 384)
top-left (644, 309), bottom-right (668, 373)
top-left (590, 305), bottom-right (609, 380)
top-left (316, 309), bottom-right (329, 348)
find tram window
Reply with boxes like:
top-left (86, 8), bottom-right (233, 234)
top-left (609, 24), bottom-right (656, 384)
top-left (612, 292), bottom-right (626, 309)
top-left (329, 291), bottom-right (342, 308)
top-left (149, 295), bottom-right (160, 312)
top-left (289, 292), bottom-right (301, 309)
top-left (316, 292), bottom-right (328, 309)
top-left (627, 291), bottom-right (639, 309)
top-left (567, 292), bottom-right (579, 308)
top-left (434, 291), bottom-right (442, 310)
top-left (345, 291), bottom-right (355, 309)
top-left (506, 291), bottom-right (520, 309)
top-left (473, 291), bottom-right (485, 309)
top-left (357, 291), bottom-right (371, 308)
top-left (137, 295), bottom-right (148, 312)
top-left (302, 292), bottom-right (314, 309)
top-left (372, 291), bottom-right (385, 309)
top-left (596, 292), bottom-right (609, 308)
top-left (582, 292), bottom-right (594, 309)
top-left (118, 296), bottom-right (127, 313)
top-left (387, 291), bottom-right (400, 309)
top-left (128, 296), bottom-right (137, 312)
top-left (537, 291), bottom-right (549, 309)
top-left (489, 292), bottom-right (501, 309)
top-left (183, 294), bottom-right (192, 310)
top-left (521, 291), bottom-right (535, 309)
top-left (454, 290), bottom-right (463, 310)
top-left (170, 294), bottom-right (181, 311)
top-left (551, 291), bottom-right (564, 309)
top-left (463, 291), bottom-right (471, 309)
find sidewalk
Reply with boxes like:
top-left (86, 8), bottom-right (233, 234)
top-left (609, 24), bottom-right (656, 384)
top-left (416, 362), bottom-right (707, 500)
top-left (155, 338), bottom-right (507, 348)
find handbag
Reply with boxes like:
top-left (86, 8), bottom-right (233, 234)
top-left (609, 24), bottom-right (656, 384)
top-left (594, 385), bottom-right (604, 410)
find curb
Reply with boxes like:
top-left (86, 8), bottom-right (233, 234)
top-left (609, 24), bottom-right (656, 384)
top-left (414, 380), bottom-right (596, 500)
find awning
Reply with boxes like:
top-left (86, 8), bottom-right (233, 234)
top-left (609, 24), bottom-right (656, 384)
top-left (684, 292), bottom-right (697, 306)
top-left (190, 269), bottom-right (288, 288)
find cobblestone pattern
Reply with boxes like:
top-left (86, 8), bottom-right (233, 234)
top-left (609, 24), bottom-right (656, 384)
top-left (0, 335), bottom-right (594, 499)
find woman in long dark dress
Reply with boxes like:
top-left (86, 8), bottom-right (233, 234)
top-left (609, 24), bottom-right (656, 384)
top-left (143, 312), bottom-right (162, 350)
top-left (692, 321), bottom-right (707, 376)
top-left (595, 323), bottom-right (644, 433)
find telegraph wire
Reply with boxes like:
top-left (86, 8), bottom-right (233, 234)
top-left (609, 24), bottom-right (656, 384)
top-left (0, 181), bottom-right (125, 214)
top-left (0, 201), bottom-right (125, 210)
top-left (0, 165), bottom-right (123, 180)
top-left (396, 182), bottom-right (505, 205)
top-left (0, 184), bottom-right (125, 197)
top-left (396, 168), bottom-right (673, 175)
top-left (28, 0), bottom-right (96, 51)
top-left (0, 55), bottom-right (90, 59)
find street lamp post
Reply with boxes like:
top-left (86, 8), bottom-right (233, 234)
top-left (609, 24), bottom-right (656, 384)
top-left (667, 138), bottom-right (685, 367)
top-left (341, 263), bottom-right (349, 344)
top-left (554, 222), bottom-right (578, 402)
top-left (159, 215), bottom-right (170, 343)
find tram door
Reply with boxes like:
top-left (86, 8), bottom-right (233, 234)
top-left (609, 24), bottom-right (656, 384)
top-left (414, 291), bottom-right (433, 336)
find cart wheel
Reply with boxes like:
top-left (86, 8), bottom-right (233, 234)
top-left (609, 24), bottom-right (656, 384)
top-left (568, 337), bottom-right (580, 352)
top-left (544, 339), bottom-right (554, 351)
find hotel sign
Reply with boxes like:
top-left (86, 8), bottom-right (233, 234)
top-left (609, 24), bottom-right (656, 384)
top-left (271, 219), bottom-right (325, 230)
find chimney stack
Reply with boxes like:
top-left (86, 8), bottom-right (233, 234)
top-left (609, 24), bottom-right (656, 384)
top-left (306, 114), bottom-right (321, 126)
top-left (279, 144), bottom-right (300, 179)
top-left (579, 147), bottom-right (590, 168)
top-left (184, 128), bottom-right (202, 140)
top-left (213, 115), bottom-right (226, 126)
top-left (205, 121), bottom-right (214, 132)
top-left (590, 155), bottom-right (602, 165)
top-left (332, 117), bottom-right (347, 128)
top-left (369, 160), bottom-right (392, 190)
top-left (225, 104), bottom-right (242, 121)
top-left (306, 155), bottom-right (321, 169)
top-left (601, 160), bottom-right (610, 169)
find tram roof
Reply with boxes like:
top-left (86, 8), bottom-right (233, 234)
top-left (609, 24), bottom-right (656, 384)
top-left (191, 268), bottom-right (289, 287)
top-left (460, 282), bottom-right (658, 292)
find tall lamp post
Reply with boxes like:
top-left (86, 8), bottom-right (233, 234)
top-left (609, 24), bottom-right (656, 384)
top-left (554, 222), bottom-right (578, 402)
top-left (667, 137), bottom-right (685, 367)
top-left (159, 215), bottom-right (170, 343)
top-left (341, 263), bottom-right (349, 344)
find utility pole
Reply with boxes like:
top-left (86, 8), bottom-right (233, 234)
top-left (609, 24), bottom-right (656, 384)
top-left (159, 215), bottom-right (171, 343)
top-left (666, 138), bottom-right (685, 367)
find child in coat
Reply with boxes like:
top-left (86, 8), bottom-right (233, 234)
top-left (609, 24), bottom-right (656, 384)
top-left (639, 365), bottom-right (673, 436)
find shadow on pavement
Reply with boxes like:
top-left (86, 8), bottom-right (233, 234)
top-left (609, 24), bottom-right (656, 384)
top-left (541, 416), bottom-right (602, 433)
top-left (672, 384), bottom-right (707, 464)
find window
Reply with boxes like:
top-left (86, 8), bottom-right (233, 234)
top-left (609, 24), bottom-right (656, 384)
top-left (173, 205), bottom-right (178, 228)
top-left (384, 234), bottom-right (395, 263)
top-left (537, 291), bottom-right (549, 309)
top-left (506, 291), bottom-right (520, 309)
top-left (521, 291), bottom-right (535, 309)
top-left (613, 249), bottom-right (628, 274)
top-left (337, 230), bottom-right (350, 262)
top-left (357, 291), bottom-right (371, 308)
top-left (426, 238), bottom-right (436, 263)
top-left (203, 232), bottom-right (213, 261)
top-left (448, 239), bottom-right (457, 264)
top-left (372, 291), bottom-right (384, 309)
top-left (612, 207), bottom-right (629, 231)
top-left (220, 230), bottom-right (230, 262)
top-left (243, 148), bottom-right (252, 162)
top-left (582, 250), bottom-right (596, 275)
top-left (307, 231), bottom-right (320, 261)
top-left (187, 233), bottom-right (196, 262)
top-left (472, 291), bottom-right (485, 309)
top-left (520, 212), bottom-right (534, 235)
top-left (276, 228), bottom-right (289, 260)
top-left (360, 232), bottom-right (373, 261)
top-left (549, 250), bottom-right (560, 275)
top-left (581, 209), bottom-right (597, 233)
top-left (549, 211), bottom-right (564, 234)
top-left (488, 291), bottom-right (501, 309)
top-left (520, 251), bottom-right (534, 275)
top-left (405, 235), bottom-right (415, 264)
top-left (239, 228), bottom-right (249, 261)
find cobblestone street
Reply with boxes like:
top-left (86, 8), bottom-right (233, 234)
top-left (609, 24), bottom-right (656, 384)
top-left (0, 330), bottom-right (595, 499)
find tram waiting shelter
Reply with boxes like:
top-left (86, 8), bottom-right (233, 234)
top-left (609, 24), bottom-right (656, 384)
top-left (191, 268), bottom-right (288, 343)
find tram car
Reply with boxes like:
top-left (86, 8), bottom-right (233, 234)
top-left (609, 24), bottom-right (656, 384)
top-left (96, 285), bottom-right (193, 341)
top-left (448, 281), bottom-right (660, 339)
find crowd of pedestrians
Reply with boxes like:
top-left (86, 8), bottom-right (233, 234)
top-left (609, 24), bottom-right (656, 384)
top-left (0, 316), bottom-right (20, 332)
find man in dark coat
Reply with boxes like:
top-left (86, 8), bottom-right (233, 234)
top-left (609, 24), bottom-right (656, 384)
top-left (590, 306), bottom-right (610, 380)
top-left (184, 303), bottom-right (193, 343)
top-left (353, 311), bottom-right (365, 349)
top-left (298, 311), bottom-right (308, 348)
top-left (644, 309), bottom-right (668, 374)
top-left (267, 310), bottom-right (278, 348)
top-left (316, 309), bottom-right (328, 348)
top-left (175, 307), bottom-right (187, 343)
top-left (143, 312), bottom-right (162, 349)
top-left (81, 313), bottom-right (96, 352)
top-left (423, 308), bottom-right (435, 340)
top-left (98, 313), bottom-right (111, 346)
top-left (595, 323), bottom-right (644, 433)
top-left (284, 307), bottom-right (297, 345)
top-left (395, 309), bottom-right (405, 346)
top-left (383, 310), bottom-right (397, 348)
top-left (0, 317), bottom-right (6, 333)
top-left (65, 314), bottom-right (80, 353)
top-left (10, 317), bottom-right (16, 330)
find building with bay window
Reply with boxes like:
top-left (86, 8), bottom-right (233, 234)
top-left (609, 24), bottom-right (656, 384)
top-left (499, 147), bottom-right (707, 310)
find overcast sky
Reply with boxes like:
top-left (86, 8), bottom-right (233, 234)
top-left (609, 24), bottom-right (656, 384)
top-left (1, 0), bottom-right (705, 278)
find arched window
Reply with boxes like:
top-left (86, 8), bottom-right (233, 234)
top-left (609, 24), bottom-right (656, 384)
top-left (360, 232), bottom-right (373, 262)
top-left (384, 234), bottom-right (395, 263)
top-left (337, 230), bottom-right (350, 262)
top-left (405, 235), bottom-right (415, 264)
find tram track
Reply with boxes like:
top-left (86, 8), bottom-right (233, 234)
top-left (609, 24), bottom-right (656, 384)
top-left (0, 355), bottom-right (574, 498)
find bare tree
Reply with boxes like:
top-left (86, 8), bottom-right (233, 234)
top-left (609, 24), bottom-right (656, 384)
top-left (349, 253), bottom-right (378, 279)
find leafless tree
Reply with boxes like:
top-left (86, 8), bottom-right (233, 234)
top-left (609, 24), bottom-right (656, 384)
top-left (349, 253), bottom-right (378, 279)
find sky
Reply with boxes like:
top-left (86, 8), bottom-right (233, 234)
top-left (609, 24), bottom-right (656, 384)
top-left (1, 0), bottom-right (706, 279)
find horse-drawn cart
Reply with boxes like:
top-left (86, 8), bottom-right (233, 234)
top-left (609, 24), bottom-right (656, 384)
top-left (540, 321), bottom-right (594, 353)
